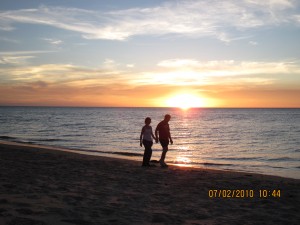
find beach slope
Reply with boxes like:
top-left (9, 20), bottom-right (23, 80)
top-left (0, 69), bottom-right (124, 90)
top-left (0, 141), bottom-right (299, 225)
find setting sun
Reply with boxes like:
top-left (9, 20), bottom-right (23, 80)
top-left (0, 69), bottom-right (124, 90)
top-left (166, 93), bottom-right (205, 109)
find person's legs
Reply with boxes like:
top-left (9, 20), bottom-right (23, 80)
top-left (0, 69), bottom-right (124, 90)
top-left (159, 139), bottom-right (169, 167)
top-left (160, 148), bottom-right (168, 166)
top-left (145, 141), bottom-right (153, 165)
top-left (142, 140), bottom-right (153, 166)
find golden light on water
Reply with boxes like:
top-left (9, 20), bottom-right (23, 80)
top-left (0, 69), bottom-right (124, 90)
top-left (173, 156), bottom-right (192, 167)
top-left (175, 156), bottom-right (192, 164)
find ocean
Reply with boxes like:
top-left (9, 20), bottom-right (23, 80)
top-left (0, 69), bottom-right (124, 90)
top-left (0, 107), bottom-right (299, 179)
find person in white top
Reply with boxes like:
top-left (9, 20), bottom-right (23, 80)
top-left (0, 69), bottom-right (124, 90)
top-left (140, 117), bottom-right (157, 167)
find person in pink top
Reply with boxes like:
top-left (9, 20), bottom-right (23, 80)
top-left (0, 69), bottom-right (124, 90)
top-left (140, 117), bottom-right (156, 167)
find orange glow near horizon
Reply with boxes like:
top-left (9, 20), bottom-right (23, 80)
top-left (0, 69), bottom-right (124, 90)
top-left (165, 93), bottom-right (207, 109)
top-left (0, 82), bottom-right (299, 108)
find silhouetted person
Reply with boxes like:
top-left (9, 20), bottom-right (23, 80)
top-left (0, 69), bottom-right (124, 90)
top-left (155, 114), bottom-right (173, 167)
top-left (140, 117), bottom-right (156, 167)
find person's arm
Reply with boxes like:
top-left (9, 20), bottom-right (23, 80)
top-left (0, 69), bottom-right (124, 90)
top-left (150, 127), bottom-right (156, 140)
top-left (168, 127), bottom-right (173, 144)
top-left (169, 134), bottom-right (173, 144)
top-left (155, 124), bottom-right (159, 143)
top-left (140, 127), bottom-right (145, 147)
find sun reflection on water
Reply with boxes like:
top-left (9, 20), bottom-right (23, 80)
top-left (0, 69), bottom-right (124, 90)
top-left (173, 156), bottom-right (192, 167)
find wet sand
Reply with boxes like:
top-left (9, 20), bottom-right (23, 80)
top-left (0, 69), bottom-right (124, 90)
top-left (0, 141), bottom-right (299, 225)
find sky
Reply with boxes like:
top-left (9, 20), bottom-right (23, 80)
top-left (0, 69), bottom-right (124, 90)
top-left (0, 0), bottom-right (300, 108)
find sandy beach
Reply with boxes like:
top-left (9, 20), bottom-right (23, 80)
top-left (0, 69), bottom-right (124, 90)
top-left (0, 141), bottom-right (299, 225)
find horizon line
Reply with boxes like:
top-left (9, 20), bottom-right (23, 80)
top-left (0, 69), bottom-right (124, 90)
top-left (0, 105), bottom-right (299, 109)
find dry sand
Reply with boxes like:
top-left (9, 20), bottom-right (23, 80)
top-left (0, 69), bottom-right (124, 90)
top-left (0, 141), bottom-right (299, 225)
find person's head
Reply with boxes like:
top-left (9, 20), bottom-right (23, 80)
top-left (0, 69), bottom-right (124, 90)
top-left (145, 117), bottom-right (151, 125)
top-left (164, 114), bottom-right (171, 122)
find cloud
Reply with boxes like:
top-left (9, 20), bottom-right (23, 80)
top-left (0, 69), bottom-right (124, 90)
top-left (0, 50), bottom-right (55, 55)
top-left (126, 64), bottom-right (135, 68)
top-left (293, 14), bottom-right (300, 23)
top-left (0, 50), bottom-right (56, 64)
top-left (102, 59), bottom-right (119, 70)
top-left (1, 56), bottom-right (299, 89)
top-left (0, 62), bottom-right (131, 87)
top-left (0, 55), bottom-right (35, 65)
top-left (0, 57), bottom-right (299, 107)
top-left (78, 0), bottom-right (300, 41)
top-left (158, 59), bottom-right (200, 68)
top-left (157, 59), bottom-right (300, 75)
top-left (43, 38), bottom-right (63, 47)
top-left (249, 41), bottom-right (258, 46)
top-left (0, 0), bottom-right (298, 42)
top-left (0, 19), bottom-right (15, 31)
top-left (128, 59), bottom-right (300, 87)
top-left (0, 37), bottom-right (19, 43)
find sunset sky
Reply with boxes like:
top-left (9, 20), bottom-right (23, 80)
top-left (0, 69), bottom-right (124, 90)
top-left (0, 0), bottom-right (300, 107)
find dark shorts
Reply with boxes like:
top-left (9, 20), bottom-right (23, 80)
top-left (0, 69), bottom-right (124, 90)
top-left (159, 139), bottom-right (169, 148)
top-left (142, 140), bottom-right (153, 148)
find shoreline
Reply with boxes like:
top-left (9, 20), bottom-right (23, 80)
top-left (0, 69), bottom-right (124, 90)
top-left (1, 141), bottom-right (299, 224)
top-left (1, 139), bottom-right (299, 180)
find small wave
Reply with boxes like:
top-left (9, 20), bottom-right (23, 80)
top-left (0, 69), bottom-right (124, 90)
top-left (18, 141), bottom-right (36, 144)
top-left (0, 136), bottom-right (35, 144)
top-left (73, 123), bottom-right (88, 126)
top-left (112, 151), bottom-right (143, 157)
top-left (68, 149), bottom-right (143, 157)
top-left (201, 162), bottom-right (234, 167)
top-left (259, 164), bottom-right (286, 169)
top-left (270, 166), bottom-right (284, 169)
top-left (218, 157), bottom-right (262, 161)
top-left (267, 157), bottom-right (295, 161)
top-left (61, 134), bottom-right (84, 137)
top-left (36, 138), bottom-right (65, 142)
top-left (0, 136), bottom-right (17, 140)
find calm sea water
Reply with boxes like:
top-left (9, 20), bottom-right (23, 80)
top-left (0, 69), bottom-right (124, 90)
top-left (0, 107), bottom-right (299, 179)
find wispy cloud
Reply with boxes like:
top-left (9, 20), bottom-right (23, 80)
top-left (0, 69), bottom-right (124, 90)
top-left (157, 59), bottom-right (300, 75)
top-left (0, 37), bottom-right (19, 43)
top-left (0, 50), bottom-right (55, 66)
top-left (0, 57), bottom-right (299, 106)
top-left (43, 38), bottom-right (63, 47)
top-left (0, 19), bottom-right (15, 31)
top-left (0, 55), bottom-right (35, 65)
top-left (131, 59), bottom-right (300, 87)
top-left (249, 40), bottom-right (258, 46)
top-left (0, 62), bottom-right (131, 87)
top-left (0, 50), bottom-right (55, 55)
top-left (2, 57), bottom-right (299, 87)
top-left (0, 0), bottom-right (298, 42)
